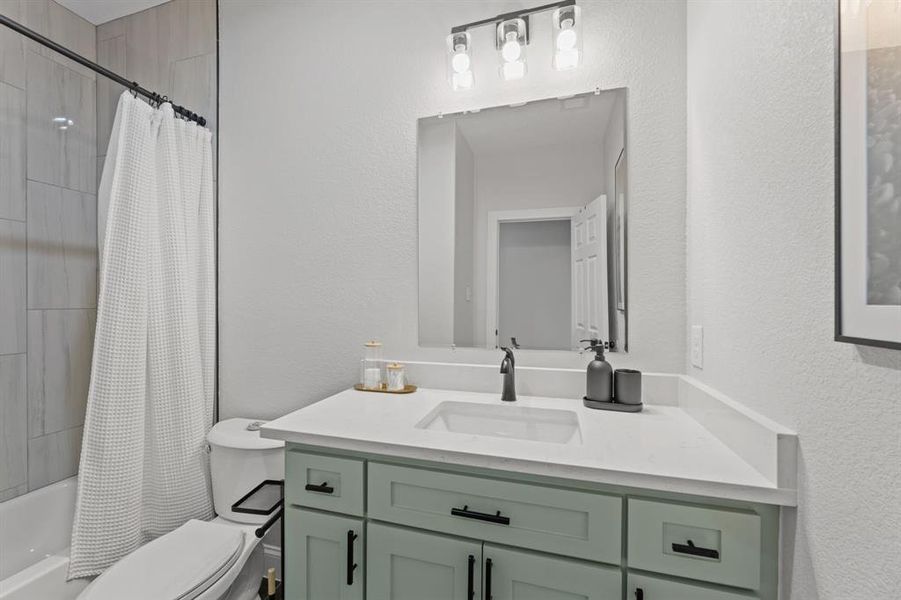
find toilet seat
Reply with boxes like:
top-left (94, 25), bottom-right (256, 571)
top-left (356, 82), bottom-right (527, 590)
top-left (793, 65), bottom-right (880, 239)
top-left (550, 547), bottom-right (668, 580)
top-left (78, 519), bottom-right (246, 600)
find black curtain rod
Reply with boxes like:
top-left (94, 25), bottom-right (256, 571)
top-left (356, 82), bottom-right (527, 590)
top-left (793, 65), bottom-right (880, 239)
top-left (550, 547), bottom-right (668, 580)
top-left (0, 14), bottom-right (207, 126)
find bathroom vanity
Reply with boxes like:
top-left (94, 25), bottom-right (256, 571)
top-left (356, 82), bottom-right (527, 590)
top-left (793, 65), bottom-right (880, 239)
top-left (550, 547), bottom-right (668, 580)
top-left (263, 378), bottom-right (796, 600)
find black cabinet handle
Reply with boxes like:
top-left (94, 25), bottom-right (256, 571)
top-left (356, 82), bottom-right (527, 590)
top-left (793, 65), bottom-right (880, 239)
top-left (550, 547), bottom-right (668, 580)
top-left (304, 481), bottom-right (334, 494)
top-left (635, 588), bottom-right (644, 600)
top-left (467, 554), bottom-right (475, 600)
top-left (451, 505), bottom-right (510, 526)
top-left (346, 530), bottom-right (358, 585)
top-left (484, 557), bottom-right (493, 600)
top-left (671, 539), bottom-right (720, 560)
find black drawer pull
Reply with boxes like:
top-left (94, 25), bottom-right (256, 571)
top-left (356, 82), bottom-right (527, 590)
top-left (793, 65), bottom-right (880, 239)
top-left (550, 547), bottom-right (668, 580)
top-left (467, 554), bottom-right (475, 599)
top-left (450, 505), bottom-right (510, 526)
top-left (485, 557), bottom-right (493, 600)
top-left (635, 588), bottom-right (644, 600)
top-left (304, 481), bottom-right (334, 494)
top-left (672, 539), bottom-right (720, 560)
top-left (346, 530), bottom-right (358, 585)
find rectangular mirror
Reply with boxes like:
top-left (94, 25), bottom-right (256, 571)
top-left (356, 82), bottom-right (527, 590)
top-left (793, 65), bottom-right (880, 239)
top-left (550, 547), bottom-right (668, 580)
top-left (418, 88), bottom-right (628, 352)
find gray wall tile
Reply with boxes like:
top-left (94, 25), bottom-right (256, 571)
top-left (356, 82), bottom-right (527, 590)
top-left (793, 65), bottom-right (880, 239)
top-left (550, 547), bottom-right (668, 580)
top-left (0, 0), bottom-right (25, 89)
top-left (27, 425), bottom-right (82, 490)
top-left (21, 0), bottom-right (96, 81)
top-left (156, 0), bottom-right (216, 72)
top-left (0, 81), bottom-right (26, 220)
top-left (27, 309), bottom-right (96, 438)
top-left (96, 15), bottom-right (125, 42)
top-left (96, 35), bottom-right (125, 158)
top-left (0, 354), bottom-right (27, 492)
top-left (0, 483), bottom-right (28, 502)
top-left (171, 53), bottom-right (216, 132)
top-left (26, 51), bottom-right (97, 194)
top-left (125, 6), bottom-right (162, 93)
top-left (0, 218), bottom-right (26, 354)
top-left (26, 180), bottom-right (97, 309)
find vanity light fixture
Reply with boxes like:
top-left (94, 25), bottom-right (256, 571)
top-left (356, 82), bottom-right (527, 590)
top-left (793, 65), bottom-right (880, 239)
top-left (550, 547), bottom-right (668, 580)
top-left (448, 0), bottom-right (581, 89)
top-left (552, 4), bottom-right (582, 71)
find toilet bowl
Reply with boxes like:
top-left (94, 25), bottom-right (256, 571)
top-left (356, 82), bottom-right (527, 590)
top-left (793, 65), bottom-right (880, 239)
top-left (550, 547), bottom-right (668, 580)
top-left (77, 418), bottom-right (284, 600)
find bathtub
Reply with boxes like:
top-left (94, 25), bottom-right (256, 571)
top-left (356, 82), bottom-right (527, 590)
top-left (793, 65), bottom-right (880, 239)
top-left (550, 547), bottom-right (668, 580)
top-left (0, 478), bottom-right (91, 600)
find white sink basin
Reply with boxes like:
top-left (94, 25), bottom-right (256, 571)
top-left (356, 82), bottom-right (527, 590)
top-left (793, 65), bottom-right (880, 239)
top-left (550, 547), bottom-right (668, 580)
top-left (415, 401), bottom-right (582, 445)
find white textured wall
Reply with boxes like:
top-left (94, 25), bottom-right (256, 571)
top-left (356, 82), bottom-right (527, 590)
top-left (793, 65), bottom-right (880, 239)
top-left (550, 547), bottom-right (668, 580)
top-left (219, 0), bottom-right (685, 416)
top-left (686, 2), bottom-right (901, 598)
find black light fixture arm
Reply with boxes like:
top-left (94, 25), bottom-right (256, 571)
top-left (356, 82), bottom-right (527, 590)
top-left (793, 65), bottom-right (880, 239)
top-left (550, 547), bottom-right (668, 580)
top-left (451, 0), bottom-right (576, 36)
top-left (0, 13), bottom-right (207, 126)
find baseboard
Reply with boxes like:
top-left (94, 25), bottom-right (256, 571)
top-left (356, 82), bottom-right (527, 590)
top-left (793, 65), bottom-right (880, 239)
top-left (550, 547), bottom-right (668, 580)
top-left (263, 542), bottom-right (281, 579)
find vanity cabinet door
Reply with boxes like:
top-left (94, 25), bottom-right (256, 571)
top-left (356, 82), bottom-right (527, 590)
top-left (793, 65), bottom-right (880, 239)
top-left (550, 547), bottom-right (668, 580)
top-left (367, 522), bottom-right (481, 600)
top-left (284, 508), bottom-right (364, 600)
top-left (483, 545), bottom-right (621, 600)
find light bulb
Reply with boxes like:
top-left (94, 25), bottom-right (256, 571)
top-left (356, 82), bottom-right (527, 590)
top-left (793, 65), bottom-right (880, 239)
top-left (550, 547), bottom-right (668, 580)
top-left (501, 32), bottom-right (521, 62)
top-left (451, 52), bottom-right (471, 74)
top-left (556, 27), bottom-right (577, 51)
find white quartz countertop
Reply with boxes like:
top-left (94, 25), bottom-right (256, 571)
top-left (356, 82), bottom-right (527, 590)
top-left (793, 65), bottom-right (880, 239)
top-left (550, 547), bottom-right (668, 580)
top-left (262, 387), bottom-right (797, 506)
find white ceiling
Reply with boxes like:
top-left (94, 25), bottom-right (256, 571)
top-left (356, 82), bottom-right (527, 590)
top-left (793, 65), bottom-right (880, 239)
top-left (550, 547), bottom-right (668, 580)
top-left (436, 90), bottom-right (621, 158)
top-left (56, 0), bottom-right (170, 25)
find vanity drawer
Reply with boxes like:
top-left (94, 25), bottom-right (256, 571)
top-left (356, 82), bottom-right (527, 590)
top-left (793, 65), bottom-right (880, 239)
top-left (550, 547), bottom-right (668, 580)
top-left (286, 450), bottom-right (365, 516)
top-left (628, 573), bottom-right (756, 600)
top-left (628, 499), bottom-right (761, 590)
top-left (367, 462), bottom-right (621, 564)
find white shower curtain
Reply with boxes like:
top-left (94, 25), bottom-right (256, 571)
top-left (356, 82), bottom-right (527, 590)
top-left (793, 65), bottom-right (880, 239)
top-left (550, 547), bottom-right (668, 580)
top-left (68, 92), bottom-right (216, 579)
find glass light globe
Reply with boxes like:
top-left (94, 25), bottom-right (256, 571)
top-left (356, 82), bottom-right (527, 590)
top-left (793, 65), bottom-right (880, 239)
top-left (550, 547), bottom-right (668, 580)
top-left (453, 70), bottom-right (474, 90)
top-left (556, 27), bottom-right (577, 51)
top-left (501, 60), bottom-right (525, 80)
top-left (451, 52), bottom-right (471, 74)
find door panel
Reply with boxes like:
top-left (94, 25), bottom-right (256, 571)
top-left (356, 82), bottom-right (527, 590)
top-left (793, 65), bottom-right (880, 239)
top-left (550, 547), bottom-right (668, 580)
top-left (367, 522), bottom-right (481, 600)
top-left (285, 508), bottom-right (364, 600)
top-left (572, 196), bottom-right (608, 346)
top-left (483, 545), bottom-right (621, 600)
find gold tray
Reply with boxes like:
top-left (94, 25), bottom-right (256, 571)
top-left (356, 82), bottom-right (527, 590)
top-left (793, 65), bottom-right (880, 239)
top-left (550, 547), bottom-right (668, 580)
top-left (354, 384), bottom-right (418, 394)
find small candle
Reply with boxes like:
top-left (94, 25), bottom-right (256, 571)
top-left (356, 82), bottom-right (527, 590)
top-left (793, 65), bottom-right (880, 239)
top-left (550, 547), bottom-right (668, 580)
top-left (387, 363), bottom-right (405, 391)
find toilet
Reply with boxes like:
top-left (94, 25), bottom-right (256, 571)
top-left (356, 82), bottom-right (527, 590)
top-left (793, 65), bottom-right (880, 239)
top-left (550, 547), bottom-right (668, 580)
top-left (78, 418), bottom-right (285, 600)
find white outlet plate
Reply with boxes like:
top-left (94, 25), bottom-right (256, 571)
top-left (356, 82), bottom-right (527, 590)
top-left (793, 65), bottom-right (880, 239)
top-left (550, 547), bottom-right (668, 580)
top-left (691, 326), bottom-right (703, 368)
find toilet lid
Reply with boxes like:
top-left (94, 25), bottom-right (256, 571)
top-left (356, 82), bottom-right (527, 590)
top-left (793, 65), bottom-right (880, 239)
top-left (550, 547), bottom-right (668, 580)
top-left (79, 520), bottom-right (245, 600)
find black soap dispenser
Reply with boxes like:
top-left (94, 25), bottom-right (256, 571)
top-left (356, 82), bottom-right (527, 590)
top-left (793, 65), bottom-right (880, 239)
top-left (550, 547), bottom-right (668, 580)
top-left (582, 339), bottom-right (613, 408)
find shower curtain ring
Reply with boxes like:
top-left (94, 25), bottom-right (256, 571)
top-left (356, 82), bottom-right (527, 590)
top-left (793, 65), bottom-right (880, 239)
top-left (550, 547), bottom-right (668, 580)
top-left (130, 83), bottom-right (139, 98)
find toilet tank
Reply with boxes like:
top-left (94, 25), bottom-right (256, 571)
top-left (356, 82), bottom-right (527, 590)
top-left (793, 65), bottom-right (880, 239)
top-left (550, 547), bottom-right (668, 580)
top-left (207, 418), bottom-right (285, 524)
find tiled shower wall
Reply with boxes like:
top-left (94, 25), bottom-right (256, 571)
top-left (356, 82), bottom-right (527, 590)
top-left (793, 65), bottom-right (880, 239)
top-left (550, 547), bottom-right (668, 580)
top-left (1, 0), bottom-right (97, 502)
top-left (0, 0), bottom-right (217, 502)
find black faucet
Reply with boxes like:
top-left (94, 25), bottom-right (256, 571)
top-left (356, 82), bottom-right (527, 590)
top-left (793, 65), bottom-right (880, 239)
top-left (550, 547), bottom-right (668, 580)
top-left (500, 347), bottom-right (516, 402)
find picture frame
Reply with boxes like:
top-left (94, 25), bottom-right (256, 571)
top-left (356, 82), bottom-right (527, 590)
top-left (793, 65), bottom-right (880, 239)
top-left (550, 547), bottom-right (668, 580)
top-left (835, 1), bottom-right (901, 350)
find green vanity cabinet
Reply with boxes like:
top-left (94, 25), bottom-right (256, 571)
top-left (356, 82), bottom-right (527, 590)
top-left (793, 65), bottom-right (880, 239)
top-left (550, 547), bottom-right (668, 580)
top-left (283, 444), bottom-right (780, 600)
top-left (284, 507), bottom-right (364, 600)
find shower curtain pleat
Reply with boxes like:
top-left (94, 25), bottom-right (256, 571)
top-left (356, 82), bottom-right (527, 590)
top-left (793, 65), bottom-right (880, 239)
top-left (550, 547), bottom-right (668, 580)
top-left (68, 91), bottom-right (215, 579)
